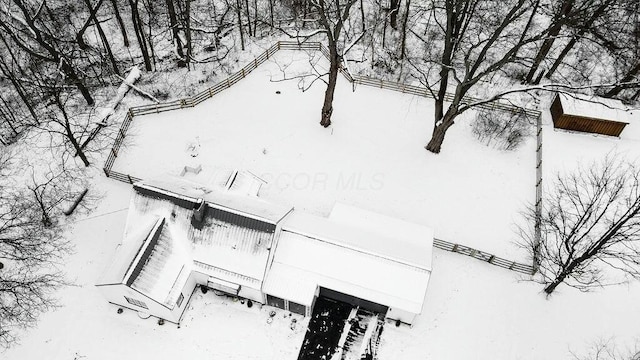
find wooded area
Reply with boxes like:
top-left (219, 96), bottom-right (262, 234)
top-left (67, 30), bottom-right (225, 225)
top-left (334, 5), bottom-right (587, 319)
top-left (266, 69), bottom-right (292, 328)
top-left (1, 0), bottom-right (640, 350)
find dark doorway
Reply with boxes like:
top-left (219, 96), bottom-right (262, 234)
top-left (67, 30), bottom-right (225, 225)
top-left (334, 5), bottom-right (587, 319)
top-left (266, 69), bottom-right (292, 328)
top-left (297, 297), bottom-right (352, 360)
top-left (297, 294), bottom-right (387, 360)
top-left (319, 288), bottom-right (389, 314)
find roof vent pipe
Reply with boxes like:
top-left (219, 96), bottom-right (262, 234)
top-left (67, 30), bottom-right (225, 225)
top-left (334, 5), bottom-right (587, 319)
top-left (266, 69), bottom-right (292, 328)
top-left (193, 199), bottom-right (206, 223)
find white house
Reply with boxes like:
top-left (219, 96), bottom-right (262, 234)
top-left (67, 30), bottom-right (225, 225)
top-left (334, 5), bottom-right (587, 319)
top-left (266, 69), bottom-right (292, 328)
top-left (96, 172), bottom-right (293, 323)
top-left (263, 203), bottom-right (433, 324)
top-left (98, 173), bottom-right (433, 325)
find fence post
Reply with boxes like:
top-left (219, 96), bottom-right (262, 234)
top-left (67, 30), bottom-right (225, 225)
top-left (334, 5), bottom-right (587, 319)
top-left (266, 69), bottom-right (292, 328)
top-left (241, 68), bottom-right (245, 78)
top-left (103, 168), bottom-right (110, 177)
top-left (111, 148), bottom-right (118, 158)
top-left (119, 128), bottom-right (126, 138)
top-left (127, 174), bottom-right (133, 184)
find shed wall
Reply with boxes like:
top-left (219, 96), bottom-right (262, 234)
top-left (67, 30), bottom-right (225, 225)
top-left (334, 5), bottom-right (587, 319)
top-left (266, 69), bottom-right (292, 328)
top-left (554, 115), bottom-right (627, 136)
top-left (550, 95), bottom-right (564, 124)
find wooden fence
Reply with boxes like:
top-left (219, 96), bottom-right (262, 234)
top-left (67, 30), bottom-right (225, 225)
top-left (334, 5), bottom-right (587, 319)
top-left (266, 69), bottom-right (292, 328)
top-left (433, 238), bottom-right (536, 275)
top-left (102, 40), bottom-right (541, 275)
top-left (533, 101), bottom-right (543, 272)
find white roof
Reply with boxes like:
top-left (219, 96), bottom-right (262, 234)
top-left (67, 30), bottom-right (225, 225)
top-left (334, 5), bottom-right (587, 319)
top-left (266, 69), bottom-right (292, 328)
top-left (128, 219), bottom-right (192, 307)
top-left (141, 176), bottom-right (292, 224)
top-left (97, 217), bottom-right (158, 285)
top-left (281, 204), bottom-right (433, 270)
top-left (126, 184), bottom-right (277, 283)
top-left (263, 230), bottom-right (431, 314)
top-left (557, 93), bottom-right (637, 124)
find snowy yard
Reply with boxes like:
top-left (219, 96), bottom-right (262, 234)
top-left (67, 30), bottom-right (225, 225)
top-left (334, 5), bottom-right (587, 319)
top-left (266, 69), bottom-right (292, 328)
top-left (113, 50), bottom-right (536, 260)
top-left (4, 49), bottom-right (640, 360)
top-left (2, 179), bottom-right (308, 360)
top-left (3, 177), bottom-right (639, 360)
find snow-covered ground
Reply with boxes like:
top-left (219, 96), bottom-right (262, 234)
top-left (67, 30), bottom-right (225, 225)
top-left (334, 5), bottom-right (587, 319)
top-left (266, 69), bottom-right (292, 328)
top-left (2, 178), bottom-right (308, 360)
top-left (378, 249), bottom-right (640, 360)
top-left (114, 50), bottom-right (535, 260)
top-left (4, 49), bottom-right (640, 360)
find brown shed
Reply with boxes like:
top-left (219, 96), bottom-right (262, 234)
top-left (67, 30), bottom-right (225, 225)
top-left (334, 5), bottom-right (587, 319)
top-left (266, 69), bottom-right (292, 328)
top-left (550, 93), bottom-right (634, 137)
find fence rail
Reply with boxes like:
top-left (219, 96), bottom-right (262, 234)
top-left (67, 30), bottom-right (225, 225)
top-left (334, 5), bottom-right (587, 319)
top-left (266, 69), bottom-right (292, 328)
top-left (103, 40), bottom-right (541, 276)
top-left (433, 238), bottom-right (536, 275)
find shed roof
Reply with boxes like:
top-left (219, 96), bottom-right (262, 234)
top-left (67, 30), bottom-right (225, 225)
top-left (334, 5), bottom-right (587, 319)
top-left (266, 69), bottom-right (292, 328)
top-left (556, 93), bottom-right (636, 124)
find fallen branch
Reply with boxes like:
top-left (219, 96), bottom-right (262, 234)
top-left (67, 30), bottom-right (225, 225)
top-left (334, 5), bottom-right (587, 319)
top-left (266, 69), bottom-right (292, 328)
top-left (115, 72), bottom-right (160, 103)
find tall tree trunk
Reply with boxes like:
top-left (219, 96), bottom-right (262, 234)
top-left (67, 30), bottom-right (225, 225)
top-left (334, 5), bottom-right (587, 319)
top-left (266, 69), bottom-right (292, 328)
top-left (60, 59), bottom-right (94, 105)
top-left (129, 0), bottom-right (152, 71)
top-left (524, 0), bottom-right (573, 84)
top-left (0, 95), bottom-right (20, 136)
top-left (110, 0), bottom-right (130, 47)
top-left (545, 0), bottom-right (613, 79)
top-left (81, 0), bottom-right (120, 75)
top-left (269, 0), bottom-right (274, 28)
top-left (389, 0), bottom-right (400, 29)
top-left (399, 0), bottom-right (410, 59)
top-left (185, 0), bottom-right (192, 68)
top-left (165, 0), bottom-right (185, 65)
top-left (604, 62), bottom-right (640, 97)
top-left (0, 56), bottom-right (39, 125)
top-left (425, 108), bottom-right (456, 153)
top-left (55, 97), bottom-right (91, 167)
top-left (320, 43), bottom-right (339, 128)
top-left (244, 0), bottom-right (252, 36)
top-left (144, 0), bottom-right (157, 69)
top-left (76, 0), bottom-right (106, 50)
top-left (252, 0), bottom-right (258, 35)
top-left (236, 0), bottom-right (245, 50)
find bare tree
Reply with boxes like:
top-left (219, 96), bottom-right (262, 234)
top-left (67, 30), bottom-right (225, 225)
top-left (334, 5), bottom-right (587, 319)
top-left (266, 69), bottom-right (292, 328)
top-left (410, 0), bottom-right (547, 153)
top-left (518, 155), bottom-right (640, 295)
top-left (572, 338), bottom-right (640, 360)
top-left (0, 155), bottom-right (69, 348)
top-left (27, 88), bottom-right (96, 167)
top-left (0, 0), bottom-right (95, 105)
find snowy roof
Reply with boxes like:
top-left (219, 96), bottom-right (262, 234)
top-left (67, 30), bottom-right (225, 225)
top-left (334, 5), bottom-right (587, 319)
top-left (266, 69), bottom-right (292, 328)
top-left (263, 230), bottom-right (431, 314)
top-left (281, 204), bottom-right (433, 270)
top-left (556, 93), bottom-right (637, 124)
top-left (140, 176), bottom-right (292, 224)
top-left (99, 173), bottom-right (289, 303)
top-left (127, 218), bottom-right (192, 307)
top-left (97, 217), bottom-right (159, 286)
top-left (98, 217), bottom-right (191, 308)
top-left (128, 180), bottom-right (280, 283)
